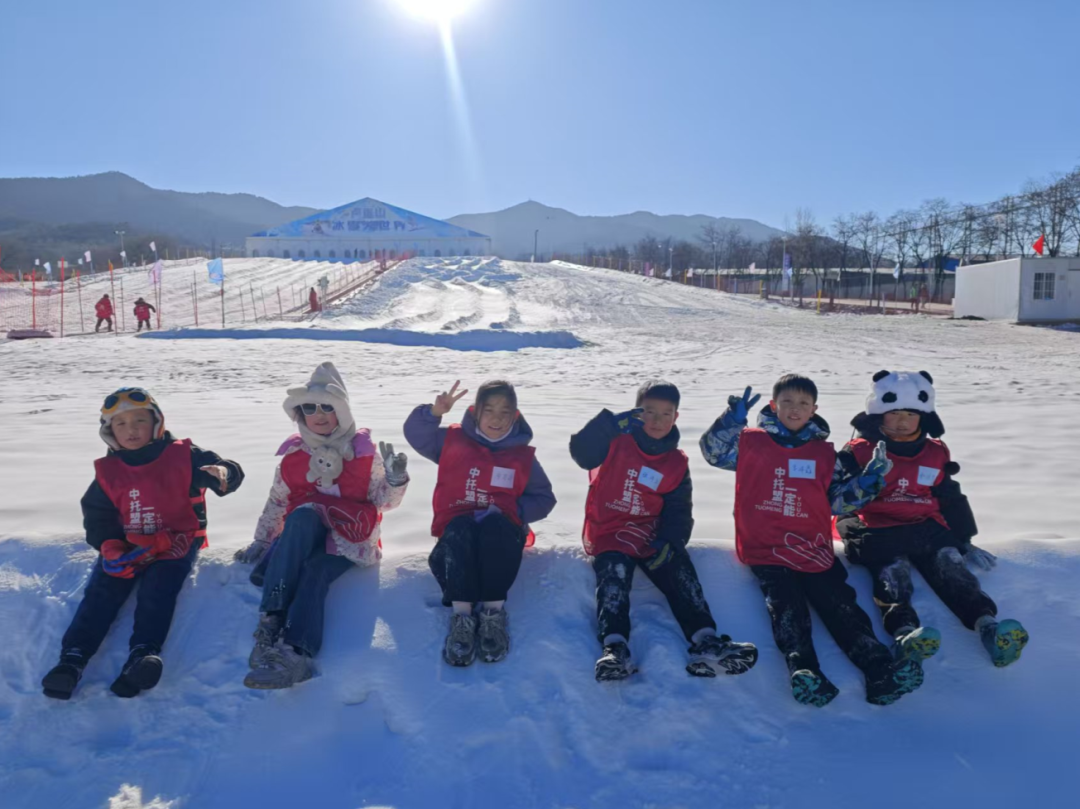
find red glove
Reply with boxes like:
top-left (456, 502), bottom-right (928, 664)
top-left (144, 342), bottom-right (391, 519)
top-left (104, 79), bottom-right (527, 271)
top-left (126, 531), bottom-right (174, 556)
top-left (101, 539), bottom-right (151, 578)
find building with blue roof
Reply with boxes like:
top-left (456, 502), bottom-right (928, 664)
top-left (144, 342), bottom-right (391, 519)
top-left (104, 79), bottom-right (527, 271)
top-left (245, 197), bottom-right (491, 262)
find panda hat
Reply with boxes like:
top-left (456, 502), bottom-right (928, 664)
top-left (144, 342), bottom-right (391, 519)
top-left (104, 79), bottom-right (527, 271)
top-left (851, 370), bottom-right (945, 437)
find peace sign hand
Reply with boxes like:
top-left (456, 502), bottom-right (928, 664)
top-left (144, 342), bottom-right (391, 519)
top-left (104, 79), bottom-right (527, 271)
top-left (431, 380), bottom-right (470, 418)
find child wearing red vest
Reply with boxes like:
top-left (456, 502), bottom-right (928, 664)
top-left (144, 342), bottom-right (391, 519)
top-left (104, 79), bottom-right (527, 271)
top-left (405, 380), bottom-right (556, 667)
top-left (133, 296), bottom-right (156, 331)
top-left (700, 374), bottom-right (925, 707)
top-left (836, 370), bottom-right (1029, 668)
top-left (41, 388), bottom-right (243, 700)
top-left (235, 362), bottom-right (409, 689)
top-left (571, 380), bottom-right (759, 682)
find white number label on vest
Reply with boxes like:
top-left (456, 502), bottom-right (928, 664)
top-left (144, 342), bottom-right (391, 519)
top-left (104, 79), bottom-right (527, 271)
top-left (490, 467), bottom-right (516, 489)
top-left (917, 466), bottom-right (941, 487)
top-left (788, 459), bottom-right (817, 480)
top-left (637, 466), bottom-right (664, 491)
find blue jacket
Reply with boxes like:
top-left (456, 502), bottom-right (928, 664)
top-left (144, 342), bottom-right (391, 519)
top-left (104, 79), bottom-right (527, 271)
top-left (404, 404), bottom-right (556, 524)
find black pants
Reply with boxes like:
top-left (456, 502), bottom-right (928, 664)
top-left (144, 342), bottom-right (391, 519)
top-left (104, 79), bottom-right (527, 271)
top-left (429, 514), bottom-right (527, 604)
top-left (751, 558), bottom-right (892, 676)
top-left (840, 518), bottom-right (997, 634)
top-left (94, 317), bottom-right (113, 332)
top-left (137, 318), bottom-right (152, 331)
top-left (61, 541), bottom-right (201, 658)
top-left (592, 546), bottom-right (716, 646)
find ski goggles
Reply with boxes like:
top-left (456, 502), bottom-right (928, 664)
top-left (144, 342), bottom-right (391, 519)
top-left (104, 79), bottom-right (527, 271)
top-left (300, 403), bottom-right (335, 415)
top-left (102, 387), bottom-right (155, 415)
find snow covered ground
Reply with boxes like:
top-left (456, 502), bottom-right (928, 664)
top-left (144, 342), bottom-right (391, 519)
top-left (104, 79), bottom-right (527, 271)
top-left (1, 258), bottom-right (1077, 809)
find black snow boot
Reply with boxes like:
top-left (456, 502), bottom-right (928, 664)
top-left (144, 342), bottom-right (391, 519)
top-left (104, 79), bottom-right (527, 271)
top-left (110, 645), bottom-right (164, 698)
top-left (42, 650), bottom-right (87, 700)
top-left (686, 633), bottom-right (759, 678)
top-left (864, 657), bottom-right (924, 706)
top-left (595, 640), bottom-right (636, 682)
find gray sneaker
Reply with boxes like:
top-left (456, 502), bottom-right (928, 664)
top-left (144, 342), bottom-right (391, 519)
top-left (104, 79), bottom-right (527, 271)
top-left (243, 642), bottom-right (314, 690)
top-left (248, 614), bottom-right (282, 669)
top-left (443, 613), bottom-right (478, 667)
top-left (477, 607), bottom-right (510, 663)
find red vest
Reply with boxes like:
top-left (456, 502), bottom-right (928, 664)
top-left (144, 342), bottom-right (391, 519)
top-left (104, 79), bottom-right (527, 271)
top-left (95, 299), bottom-right (112, 317)
top-left (94, 439), bottom-right (206, 556)
top-left (850, 438), bottom-right (949, 528)
top-left (431, 425), bottom-right (534, 538)
top-left (733, 429), bottom-right (836, 572)
top-left (583, 433), bottom-right (689, 559)
top-left (135, 303), bottom-right (151, 320)
top-left (280, 448), bottom-right (380, 543)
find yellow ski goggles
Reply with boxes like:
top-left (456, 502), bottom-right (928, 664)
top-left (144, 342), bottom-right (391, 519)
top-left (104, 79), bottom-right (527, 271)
top-left (101, 387), bottom-right (157, 415)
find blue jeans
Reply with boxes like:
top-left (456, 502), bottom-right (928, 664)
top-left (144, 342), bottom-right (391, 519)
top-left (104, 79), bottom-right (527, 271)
top-left (258, 508), bottom-right (353, 656)
top-left (62, 540), bottom-right (201, 658)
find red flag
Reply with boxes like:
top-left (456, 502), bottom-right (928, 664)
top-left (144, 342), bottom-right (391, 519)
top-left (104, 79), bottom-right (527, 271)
top-left (1033, 234), bottom-right (1045, 256)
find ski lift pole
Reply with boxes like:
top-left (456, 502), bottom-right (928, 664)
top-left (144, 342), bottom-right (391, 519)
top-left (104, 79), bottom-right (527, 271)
top-left (76, 269), bottom-right (85, 332)
top-left (60, 258), bottom-right (65, 338)
top-left (31, 269), bottom-right (36, 330)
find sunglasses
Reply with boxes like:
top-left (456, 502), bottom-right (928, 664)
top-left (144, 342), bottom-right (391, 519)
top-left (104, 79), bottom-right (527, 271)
top-left (102, 388), bottom-right (151, 414)
top-left (300, 403), bottom-right (335, 415)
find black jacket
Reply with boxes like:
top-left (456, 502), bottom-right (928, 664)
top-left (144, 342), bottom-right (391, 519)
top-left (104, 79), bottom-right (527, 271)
top-left (81, 432), bottom-right (244, 550)
top-left (569, 409), bottom-right (693, 548)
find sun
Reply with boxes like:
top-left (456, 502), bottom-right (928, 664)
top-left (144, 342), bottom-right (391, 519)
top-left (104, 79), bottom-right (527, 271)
top-left (397, 0), bottom-right (476, 22)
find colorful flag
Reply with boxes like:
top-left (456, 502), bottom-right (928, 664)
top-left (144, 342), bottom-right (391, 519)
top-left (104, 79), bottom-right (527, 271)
top-left (207, 257), bottom-right (224, 285)
top-left (108, 260), bottom-right (114, 273)
top-left (148, 260), bottom-right (164, 285)
top-left (84, 250), bottom-right (92, 262)
top-left (1033, 234), bottom-right (1046, 256)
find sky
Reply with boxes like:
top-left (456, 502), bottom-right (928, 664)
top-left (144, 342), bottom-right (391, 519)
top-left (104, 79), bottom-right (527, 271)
top-left (2, 0), bottom-right (1078, 230)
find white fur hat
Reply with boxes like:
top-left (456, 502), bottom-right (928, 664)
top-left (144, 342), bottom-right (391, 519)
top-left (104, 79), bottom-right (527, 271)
top-left (865, 370), bottom-right (936, 415)
top-left (283, 362), bottom-right (355, 433)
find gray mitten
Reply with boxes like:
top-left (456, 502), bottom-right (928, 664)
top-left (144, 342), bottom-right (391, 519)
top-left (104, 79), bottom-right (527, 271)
top-left (380, 441), bottom-right (409, 486)
top-left (963, 544), bottom-right (997, 572)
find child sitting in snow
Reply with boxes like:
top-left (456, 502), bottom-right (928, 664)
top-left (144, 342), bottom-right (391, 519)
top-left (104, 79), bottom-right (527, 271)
top-left (835, 370), bottom-right (1029, 668)
top-left (571, 380), bottom-right (759, 682)
top-left (234, 362), bottom-right (409, 689)
top-left (42, 388), bottom-right (244, 700)
top-left (700, 374), bottom-right (924, 707)
top-left (405, 380), bottom-right (556, 667)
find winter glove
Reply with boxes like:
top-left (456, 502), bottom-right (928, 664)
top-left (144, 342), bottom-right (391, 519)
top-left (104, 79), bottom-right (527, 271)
top-left (963, 544), bottom-right (997, 572)
top-left (643, 540), bottom-right (676, 571)
top-left (126, 530), bottom-right (174, 556)
top-left (234, 537), bottom-right (272, 564)
top-left (379, 441), bottom-right (409, 486)
top-left (857, 440), bottom-right (894, 495)
top-left (199, 464), bottom-right (230, 493)
top-left (728, 386), bottom-right (761, 425)
top-left (101, 539), bottom-right (151, 579)
top-left (611, 408), bottom-right (644, 434)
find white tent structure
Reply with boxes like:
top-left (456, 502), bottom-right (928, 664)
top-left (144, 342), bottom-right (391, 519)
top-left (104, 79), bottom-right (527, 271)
top-left (245, 197), bottom-right (491, 263)
top-left (955, 257), bottom-right (1080, 323)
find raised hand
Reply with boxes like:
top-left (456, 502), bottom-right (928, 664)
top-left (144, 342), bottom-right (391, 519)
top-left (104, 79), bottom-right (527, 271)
top-left (612, 408), bottom-right (644, 434)
top-left (729, 386), bottom-right (761, 424)
top-left (863, 440), bottom-right (894, 479)
top-left (379, 440), bottom-right (409, 485)
top-left (431, 380), bottom-right (470, 418)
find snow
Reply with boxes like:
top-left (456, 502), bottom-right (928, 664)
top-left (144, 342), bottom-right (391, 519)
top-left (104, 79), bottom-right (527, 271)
top-left (1, 258), bottom-right (1077, 809)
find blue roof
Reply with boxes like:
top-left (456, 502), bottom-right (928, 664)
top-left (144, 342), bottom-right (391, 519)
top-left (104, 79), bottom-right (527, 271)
top-left (251, 198), bottom-right (488, 240)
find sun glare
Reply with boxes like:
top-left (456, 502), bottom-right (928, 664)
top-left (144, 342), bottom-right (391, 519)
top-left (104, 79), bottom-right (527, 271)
top-left (397, 0), bottom-right (476, 23)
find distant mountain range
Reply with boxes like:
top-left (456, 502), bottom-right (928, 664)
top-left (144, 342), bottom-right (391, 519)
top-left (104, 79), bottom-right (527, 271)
top-left (447, 201), bottom-right (785, 260)
top-left (0, 172), bottom-right (783, 269)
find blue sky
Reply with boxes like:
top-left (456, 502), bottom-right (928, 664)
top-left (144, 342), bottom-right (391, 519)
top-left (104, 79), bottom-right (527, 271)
top-left (2, 0), bottom-right (1077, 228)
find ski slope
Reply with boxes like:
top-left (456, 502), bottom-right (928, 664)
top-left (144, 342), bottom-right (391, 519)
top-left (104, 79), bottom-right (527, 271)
top-left (1, 259), bottom-right (1077, 809)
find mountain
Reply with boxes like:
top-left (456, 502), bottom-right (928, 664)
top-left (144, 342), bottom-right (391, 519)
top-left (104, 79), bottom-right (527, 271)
top-left (0, 172), bottom-right (318, 268)
top-left (446, 201), bottom-right (785, 259)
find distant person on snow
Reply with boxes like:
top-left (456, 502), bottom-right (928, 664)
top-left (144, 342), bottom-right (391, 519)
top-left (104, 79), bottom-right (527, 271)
top-left (41, 388), bottom-right (244, 700)
top-left (94, 294), bottom-right (114, 332)
top-left (133, 297), bottom-right (156, 331)
top-left (405, 379), bottom-right (556, 667)
top-left (571, 380), bottom-right (759, 682)
top-left (835, 371), bottom-right (1029, 669)
top-left (308, 287), bottom-right (320, 313)
top-left (700, 374), bottom-right (924, 707)
top-left (235, 363), bottom-right (409, 689)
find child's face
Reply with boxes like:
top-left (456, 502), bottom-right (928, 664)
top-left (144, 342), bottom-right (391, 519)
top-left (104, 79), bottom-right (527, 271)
top-left (771, 389), bottom-right (818, 433)
top-left (477, 395), bottom-right (516, 440)
top-left (304, 408), bottom-right (339, 436)
top-left (639, 397), bottom-right (678, 441)
top-left (111, 410), bottom-right (155, 450)
top-left (882, 410), bottom-right (921, 438)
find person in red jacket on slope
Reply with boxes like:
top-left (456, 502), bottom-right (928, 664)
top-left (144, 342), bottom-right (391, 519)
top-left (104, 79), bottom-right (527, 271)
top-left (94, 294), bottom-right (114, 332)
top-left (133, 297), bottom-right (156, 331)
top-left (40, 388), bottom-right (244, 700)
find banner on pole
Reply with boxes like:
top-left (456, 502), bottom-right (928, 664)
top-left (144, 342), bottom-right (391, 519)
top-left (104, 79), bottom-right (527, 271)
top-left (149, 241), bottom-right (157, 253)
top-left (749, 262), bottom-right (756, 272)
top-left (34, 258), bottom-right (40, 266)
top-left (44, 262), bottom-right (52, 276)
top-left (84, 251), bottom-right (92, 262)
top-left (893, 261), bottom-right (902, 280)
top-left (148, 260), bottom-right (164, 285)
top-left (207, 258), bottom-right (224, 285)
top-left (78, 258), bottom-right (84, 265)
top-left (120, 250), bottom-right (127, 259)
top-left (782, 253), bottom-right (792, 278)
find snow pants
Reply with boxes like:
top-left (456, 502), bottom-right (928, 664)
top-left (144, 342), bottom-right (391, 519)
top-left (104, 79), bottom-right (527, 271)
top-left (750, 558), bottom-right (893, 677)
top-left (255, 508), bottom-right (353, 656)
top-left (61, 540), bottom-right (200, 659)
top-left (137, 318), bottom-right (152, 331)
top-left (94, 317), bottom-right (113, 332)
top-left (839, 517), bottom-right (997, 635)
top-left (592, 546), bottom-right (716, 646)
top-left (428, 514), bottom-right (527, 605)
